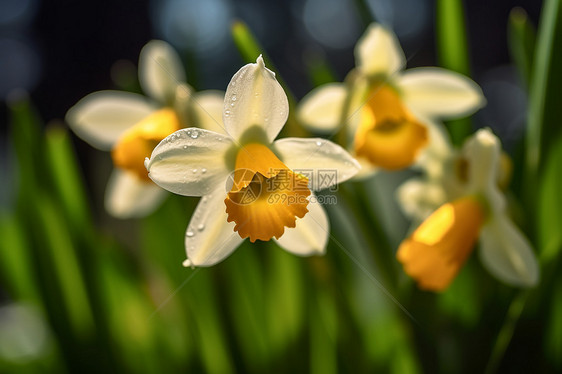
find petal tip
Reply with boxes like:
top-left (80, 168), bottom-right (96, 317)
top-left (182, 259), bottom-right (195, 268)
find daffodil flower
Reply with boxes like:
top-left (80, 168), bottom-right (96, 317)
top-left (397, 128), bottom-right (539, 291)
top-left (297, 23), bottom-right (485, 177)
top-left (145, 56), bottom-right (360, 267)
top-left (397, 124), bottom-right (512, 223)
top-left (66, 40), bottom-right (224, 218)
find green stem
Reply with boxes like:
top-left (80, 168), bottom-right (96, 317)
top-left (338, 183), bottom-right (398, 289)
top-left (484, 291), bottom-right (529, 374)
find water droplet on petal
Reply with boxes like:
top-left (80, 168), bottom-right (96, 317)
top-left (197, 224), bottom-right (205, 231)
top-left (186, 231), bottom-right (195, 237)
top-left (201, 168), bottom-right (207, 174)
top-left (316, 141), bottom-right (322, 146)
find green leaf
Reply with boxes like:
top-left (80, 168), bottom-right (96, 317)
top-left (508, 7), bottom-right (537, 88)
top-left (545, 277), bottom-right (562, 369)
top-left (310, 289), bottom-right (338, 374)
top-left (187, 270), bottom-right (235, 374)
top-left (44, 125), bottom-right (92, 234)
top-left (538, 137), bottom-right (562, 261)
top-left (436, 0), bottom-right (472, 145)
top-left (96, 251), bottom-right (165, 373)
top-left (35, 194), bottom-right (95, 341)
top-left (224, 244), bottom-right (271, 369)
top-left (436, 0), bottom-right (470, 75)
top-left (7, 93), bottom-right (44, 199)
top-left (0, 213), bottom-right (41, 302)
top-left (525, 0), bottom-right (562, 208)
top-left (265, 247), bottom-right (305, 353)
top-left (231, 20), bottom-right (265, 65)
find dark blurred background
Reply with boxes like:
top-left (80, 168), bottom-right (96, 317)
top-left (0, 0), bottom-right (541, 118)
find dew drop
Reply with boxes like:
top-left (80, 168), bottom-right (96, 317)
top-left (190, 130), bottom-right (199, 139)
top-left (230, 102), bottom-right (235, 107)
top-left (201, 168), bottom-right (207, 174)
top-left (192, 169), bottom-right (198, 173)
top-left (231, 95), bottom-right (237, 101)
top-left (186, 231), bottom-right (195, 237)
top-left (316, 141), bottom-right (322, 146)
top-left (197, 224), bottom-right (205, 231)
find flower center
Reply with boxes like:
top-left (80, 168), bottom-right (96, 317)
top-left (112, 108), bottom-right (181, 181)
top-left (396, 196), bottom-right (486, 291)
top-left (224, 143), bottom-right (311, 242)
top-left (353, 84), bottom-right (428, 170)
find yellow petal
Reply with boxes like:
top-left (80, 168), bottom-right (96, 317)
top-left (353, 84), bottom-right (428, 170)
top-left (397, 196), bottom-right (486, 291)
top-left (112, 108), bottom-right (181, 181)
top-left (224, 143), bottom-right (311, 242)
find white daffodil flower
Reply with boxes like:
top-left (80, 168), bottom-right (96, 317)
top-left (297, 23), bottom-right (485, 177)
top-left (145, 56), bottom-right (360, 267)
top-left (66, 40), bottom-right (225, 218)
top-left (397, 122), bottom-right (513, 224)
top-left (396, 128), bottom-right (539, 291)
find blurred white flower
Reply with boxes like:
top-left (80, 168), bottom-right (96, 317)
top-left (146, 56), bottom-right (360, 267)
top-left (66, 40), bottom-right (224, 218)
top-left (298, 23), bottom-right (485, 177)
top-left (396, 129), bottom-right (539, 291)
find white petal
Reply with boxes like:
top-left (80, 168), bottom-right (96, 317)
top-left (66, 91), bottom-right (156, 150)
top-left (223, 55), bottom-right (289, 143)
top-left (396, 178), bottom-right (446, 221)
top-left (297, 83), bottom-right (347, 132)
top-left (479, 214), bottom-right (539, 287)
top-left (399, 67), bottom-right (486, 119)
top-left (355, 23), bottom-right (405, 77)
top-left (275, 196), bottom-right (329, 256)
top-left (463, 129), bottom-right (504, 211)
top-left (105, 170), bottom-right (166, 219)
top-left (413, 117), bottom-right (453, 180)
top-left (146, 128), bottom-right (234, 197)
top-left (138, 40), bottom-right (185, 104)
top-left (191, 90), bottom-right (228, 135)
top-left (273, 138), bottom-right (361, 191)
top-left (183, 189), bottom-right (243, 267)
